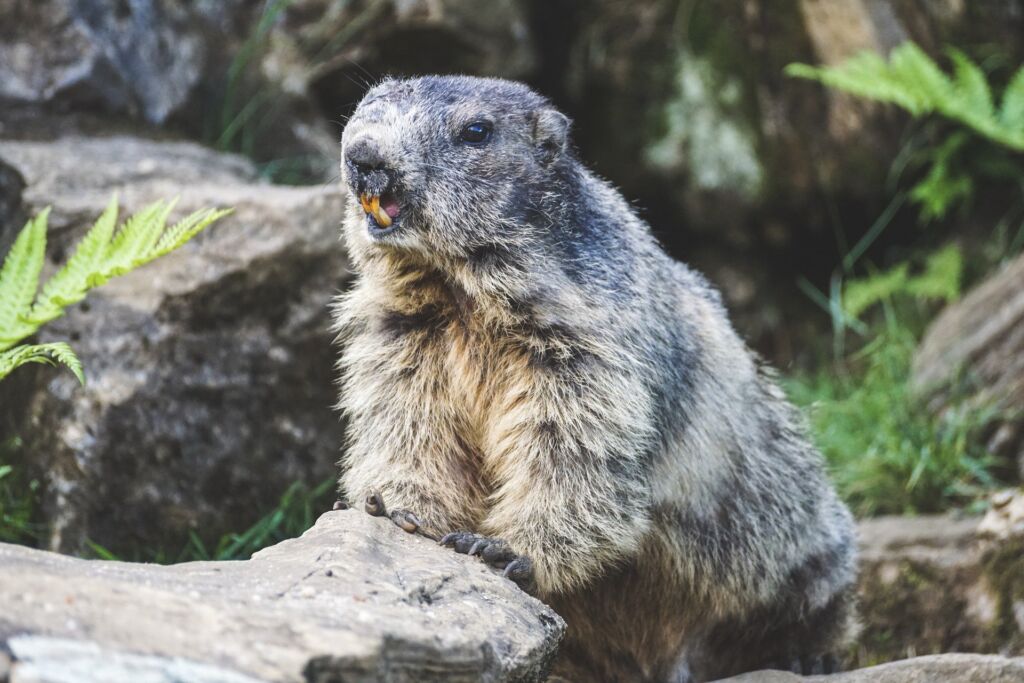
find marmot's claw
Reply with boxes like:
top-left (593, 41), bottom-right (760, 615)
top-left (389, 508), bottom-right (438, 540)
top-left (440, 530), bottom-right (484, 554)
top-left (364, 490), bottom-right (387, 517)
top-left (363, 492), bottom-right (438, 540)
top-left (441, 531), bottom-right (533, 591)
top-left (332, 498), bottom-right (349, 511)
top-left (502, 556), bottom-right (534, 587)
top-left (390, 508), bottom-right (422, 533)
top-left (470, 537), bottom-right (517, 566)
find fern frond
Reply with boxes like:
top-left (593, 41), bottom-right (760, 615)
top-left (0, 342), bottom-right (84, 384)
top-left (788, 42), bottom-right (1024, 151)
top-left (0, 209), bottom-right (49, 351)
top-left (152, 208), bottom-right (234, 259)
top-left (101, 200), bottom-right (175, 280)
top-left (786, 52), bottom-right (924, 113)
top-left (1000, 66), bottom-right (1024, 134)
top-left (909, 131), bottom-right (973, 221)
top-left (843, 245), bottom-right (962, 321)
top-left (905, 244), bottom-right (962, 302)
top-left (889, 42), bottom-right (952, 114)
top-left (27, 195), bottom-right (119, 326)
top-left (947, 48), bottom-right (994, 121)
top-left (0, 194), bottom-right (230, 369)
top-left (843, 264), bottom-right (909, 320)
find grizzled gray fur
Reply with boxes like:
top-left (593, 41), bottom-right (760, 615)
top-left (333, 75), bottom-right (858, 682)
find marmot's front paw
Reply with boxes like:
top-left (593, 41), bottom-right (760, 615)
top-left (363, 490), bottom-right (439, 541)
top-left (439, 531), bottom-right (535, 591)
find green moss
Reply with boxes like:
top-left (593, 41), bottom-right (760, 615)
top-left (854, 559), bottom-right (970, 667)
top-left (981, 538), bottom-right (1024, 651)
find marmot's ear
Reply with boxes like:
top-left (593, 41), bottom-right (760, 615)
top-left (531, 108), bottom-right (570, 165)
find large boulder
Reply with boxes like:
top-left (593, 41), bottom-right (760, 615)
top-left (0, 134), bottom-right (349, 556)
top-left (0, 0), bottom-right (212, 125)
top-left (0, 509), bottom-right (565, 682)
top-left (720, 653), bottom-right (1024, 682)
top-left (269, 0), bottom-right (536, 105)
top-left (912, 253), bottom-right (1024, 478)
top-left (854, 507), bottom-right (1024, 665)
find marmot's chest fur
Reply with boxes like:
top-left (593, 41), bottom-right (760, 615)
top-left (335, 75), bottom-right (857, 682)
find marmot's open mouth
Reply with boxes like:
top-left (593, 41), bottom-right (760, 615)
top-left (359, 191), bottom-right (400, 231)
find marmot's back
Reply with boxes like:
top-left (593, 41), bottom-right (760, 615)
top-left (334, 75), bottom-right (856, 682)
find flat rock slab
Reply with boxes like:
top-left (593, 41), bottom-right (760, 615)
top-left (719, 653), bottom-right (1024, 682)
top-left (0, 510), bottom-right (564, 683)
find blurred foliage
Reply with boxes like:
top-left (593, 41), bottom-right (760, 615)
top-left (0, 196), bottom-right (230, 385)
top-left (0, 438), bottom-right (41, 545)
top-left (85, 478), bottom-right (336, 563)
top-left (211, 0), bottom-right (295, 158)
top-left (787, 42), bottom-right (1022, 516)
top-left (789, 42), bottom-right (1024, 222)
top-left (786, 312), bottom-right (1004, 517)
top-left (842, 244), bottom-right (962, 322)
top-left (203, 0), bottom-right (376, 184)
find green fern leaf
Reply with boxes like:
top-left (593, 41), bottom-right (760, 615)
top-left (786, 52), bottom-right (924, 113)
top-left (887, 42), bottom-right (951, 114)
top-left (906, 244), bottom-right (962, 302)
top-left (27, 195), bottom-right (119, 326)
top-left (909, 131), bottom-right (973, 221)
top-left (0, 209), bottom-right (49, 351)
top-left (842, 245), bottom-right (961, 321)
top-left (843, 263), bottom-right (909, 320)
top-left (100, 200), bottom-right (173, 280)
top-left (788, 42), bottom-right (1024, 151)
top-left (947, 48), bottom-right (994, 122)
top-left (0, 342), bottom-right (84, 384)
top-left (0, 196), bottom-right (229, 388)
top-left (1000, 66), bottom-right (1024, 135)
top-left (151, 208), bottom-right (233, 259)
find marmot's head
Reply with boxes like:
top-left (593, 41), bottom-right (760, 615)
top-left (340, 76), bottom-right (572, 273)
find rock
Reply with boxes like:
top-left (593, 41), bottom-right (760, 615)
top-left (980, 489), bottom-right (1024, 540)
top-left (854, 514), bottom-right (1024, 666)
top-left (0, 134), bottom-right (349, 556)
top-left (0, 154), bottom-right (24, 250)
top-left (230, 0), bottom-right (537, 182)
top-left (0, 509), bottom-right (565, 683)
top-left (0, 0), bottom-right (210, 124)
top-left (912, 253), bottom-right (1024, 478)
top-left (272, 0), bottom-right (537, 113)
top-left (717, 653), bottom-right (1024, 682)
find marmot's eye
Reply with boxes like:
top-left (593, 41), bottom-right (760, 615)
top-left (459, 121), bottom-right (493, 145)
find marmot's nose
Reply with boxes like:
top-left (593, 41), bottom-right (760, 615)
top-left (345, 139), bottom-right (390, 177)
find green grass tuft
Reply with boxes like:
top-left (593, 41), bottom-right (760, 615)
top-left (0, 438), bottom-right (42, 545)
top-left (785, 321), bottom-right (1005, 517)
top-left (84, 477), bottom-right (337, 563)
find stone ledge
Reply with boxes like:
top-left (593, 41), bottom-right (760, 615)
top-left (719, 653), bottom-right (1024, 682)
top-left (0, 510), bottom-right (564, 683)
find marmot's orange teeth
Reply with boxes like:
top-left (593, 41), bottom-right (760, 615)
top-left (358, 193), bottom-right (392, 227)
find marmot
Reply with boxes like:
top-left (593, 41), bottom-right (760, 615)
top-left (334, 75), bottom-right (857, 682)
